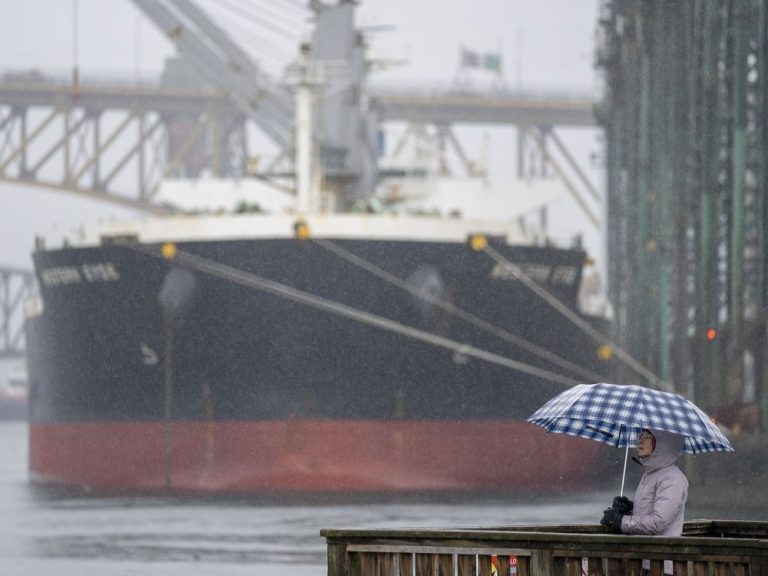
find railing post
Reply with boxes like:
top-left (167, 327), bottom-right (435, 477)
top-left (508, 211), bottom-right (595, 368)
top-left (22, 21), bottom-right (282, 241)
top-left (530, 548), bottom-right (554, 576)
top-left (327, 541), bottom-right (348, 576)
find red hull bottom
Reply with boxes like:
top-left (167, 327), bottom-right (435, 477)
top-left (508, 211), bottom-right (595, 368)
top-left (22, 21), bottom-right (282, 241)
top-left (29, 420), bottom-right (600, 493)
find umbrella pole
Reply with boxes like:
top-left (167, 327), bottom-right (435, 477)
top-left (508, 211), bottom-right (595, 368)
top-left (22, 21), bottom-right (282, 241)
top-left (620, 443), bottom-right (629, 497)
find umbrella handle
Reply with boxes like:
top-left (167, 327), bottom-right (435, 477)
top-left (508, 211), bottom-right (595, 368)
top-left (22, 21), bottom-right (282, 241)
top-left (620, 442), bottom-right (629, 497)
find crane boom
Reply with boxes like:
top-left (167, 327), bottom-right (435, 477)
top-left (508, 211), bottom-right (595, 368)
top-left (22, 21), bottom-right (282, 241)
top-left (131, 0), bottom-right (293, 149)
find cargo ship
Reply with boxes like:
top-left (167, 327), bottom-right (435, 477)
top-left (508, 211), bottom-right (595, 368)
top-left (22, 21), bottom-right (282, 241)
top-left (23, 0), bottom-right (612, 494)
top-left (25, 204), bottom-right (614, 494)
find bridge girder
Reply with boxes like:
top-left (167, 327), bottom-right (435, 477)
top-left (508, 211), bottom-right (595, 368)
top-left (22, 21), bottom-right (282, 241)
top-left (0, 79), bottom-right (601, 222)
top-left (0, 82), bottom-right (248, 213)
top-left (0, 267), bottom-right (35, 359)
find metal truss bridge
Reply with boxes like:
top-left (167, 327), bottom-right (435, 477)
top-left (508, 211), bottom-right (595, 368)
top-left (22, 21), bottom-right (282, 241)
top-left (0, 79), bottom-right (599, 213)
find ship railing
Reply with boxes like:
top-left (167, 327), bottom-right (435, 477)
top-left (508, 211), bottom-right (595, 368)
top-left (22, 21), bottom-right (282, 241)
top-left (322, 520), bottom-right (768, 576)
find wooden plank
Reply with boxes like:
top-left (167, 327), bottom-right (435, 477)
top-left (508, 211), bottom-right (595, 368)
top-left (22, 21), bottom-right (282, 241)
top-left (327, 542), bottom-right (348, 576)
top-left (560, 557), bottom-right (582, 576)
top-left (379, 553), bottom-right (394, 576)
top-left (499, 555), bottom-right (510, 576)
top-left (530, 548), bottom-right (554, 576)
top-left (517, 555), bottom-right (529, 576)
top-left (672, 560), bottom-right (689, 576)
top-left (348, 551), bottom-right (363, 576)
top-left (727, 562), bottom-right (747, 576)
top-left (346, 545), bottom-right (531, 557)
top-left (649, 558), bottom-right (664, 576)
top-left (476, 555), bottom-right (491, 576)
top-left (692, 561), bottom-right (710, 576)
top-left (607, 557), bottom-right (622, 576)
top-left (414, 553), bottom-right (436, 576)
top-left (399, 552), bottom-right (413, 576)
top-left (587, 556), bottom-right (604, 576)
top-left (757, 556), bottom-right (768, 576)
top-left (321, 521), bottom-right (768, 543)
top-left (360, 552), bottom-right (378, 576)
top-left (624, 558), bottom-right (643, 576)
top-left (457, 553), bottom-right (476, 576)
top-left (437, 554), bottom-right (453, 576)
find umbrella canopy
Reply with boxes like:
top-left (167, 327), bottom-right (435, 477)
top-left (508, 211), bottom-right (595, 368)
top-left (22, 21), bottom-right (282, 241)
top-left (527, 382), bottom-right (734, 454)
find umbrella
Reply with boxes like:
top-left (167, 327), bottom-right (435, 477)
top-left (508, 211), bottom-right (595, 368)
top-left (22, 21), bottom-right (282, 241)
top-left (526, 382), bottom-right (735, 495)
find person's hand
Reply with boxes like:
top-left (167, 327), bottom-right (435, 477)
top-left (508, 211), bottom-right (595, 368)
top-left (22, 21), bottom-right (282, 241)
top-left (611, 495), bottom-right (633, 514)
top-left (600, 508), bottom-right (623, 532)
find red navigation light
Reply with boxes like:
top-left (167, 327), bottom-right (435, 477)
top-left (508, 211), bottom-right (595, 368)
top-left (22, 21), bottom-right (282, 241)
top-left (706, 328), bottom-right (717, 341)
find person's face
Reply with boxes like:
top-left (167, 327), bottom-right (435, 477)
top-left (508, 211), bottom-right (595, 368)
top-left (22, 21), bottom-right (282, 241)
top-left (637, 430), bottom-right (655, 458)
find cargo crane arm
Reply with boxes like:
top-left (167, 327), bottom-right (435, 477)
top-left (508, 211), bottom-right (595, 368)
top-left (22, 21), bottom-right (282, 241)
top-left (130, 0), bottom-right (294, 149)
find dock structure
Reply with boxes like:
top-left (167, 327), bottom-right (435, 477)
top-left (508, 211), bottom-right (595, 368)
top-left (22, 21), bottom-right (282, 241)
top-left (323, 521), bottom-right (768, 576)
top-left (598, 0), bottom-right (768, 428)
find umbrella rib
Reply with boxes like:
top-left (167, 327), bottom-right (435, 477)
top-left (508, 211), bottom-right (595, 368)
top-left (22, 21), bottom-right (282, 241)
top-left (584, 424), bottom-right (614, 438)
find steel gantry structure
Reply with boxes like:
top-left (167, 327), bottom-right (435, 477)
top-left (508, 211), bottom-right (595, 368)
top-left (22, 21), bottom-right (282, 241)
top-left (598, 0), bottom-right (768, 428)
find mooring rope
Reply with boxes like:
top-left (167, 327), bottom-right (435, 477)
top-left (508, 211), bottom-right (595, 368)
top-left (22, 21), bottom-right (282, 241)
top-left (124, 240), bottom-right (583, 388)
top-left (313, 238), bottom-right (606, 383)
top-left (480, 242), bottom-right (671, 392)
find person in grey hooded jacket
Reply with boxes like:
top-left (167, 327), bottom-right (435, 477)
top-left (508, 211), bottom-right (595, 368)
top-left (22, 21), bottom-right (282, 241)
top-left (600, 428), bottom-right (688, 574)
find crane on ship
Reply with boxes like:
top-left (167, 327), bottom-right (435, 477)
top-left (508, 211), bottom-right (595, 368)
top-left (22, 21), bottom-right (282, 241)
top-left (130, 0), bottom-right (378, 213)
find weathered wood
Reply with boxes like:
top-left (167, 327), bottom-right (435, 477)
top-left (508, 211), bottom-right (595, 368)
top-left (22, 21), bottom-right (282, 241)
top-left (498, 554), bottom-right (510, 576)
top-left (691, 560), bottom-right (708, 576)
top-left (560, 556), bottom-right (582, 576)
top-left (436, 554), bottom-right (452, 576)
top-left (672, 559), bottom-right (689, 576)
top-left (379, 552), bottom-right (394, 576)
top-left (477, 555), bottom-right (491, 576)
top-left (414, 552), bottom-right (434, 576)
top-left (530, 548), bottom-right (554, 576)
top-left (322, 521), bottom-right (768, 576)
top-left (400, 552), bottom-right (413, 576)
top-left (346, 544), bottom-right (531, 557)
top-left (587, 556), bottom-right (604, 576)
top-left (457, 553), bottom-right (475, 576)
top-left (607, 556), bottom-right (623, 576)
top-left (727, 562), bottom-right (747, 576)
top-left (360, 552), bottom-right (379, 576)
top-left (348, 550), bottom-right (362, 576)
top-left (517, 555), bottom-right (530, 576)
top-left (328, 541), bottom-right (348, 576)
top-left (624, 558), bottom-right (643, 576)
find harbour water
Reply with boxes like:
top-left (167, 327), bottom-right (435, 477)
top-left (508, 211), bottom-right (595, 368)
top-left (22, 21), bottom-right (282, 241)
top-left (0, 421), bottom-right (748, 575)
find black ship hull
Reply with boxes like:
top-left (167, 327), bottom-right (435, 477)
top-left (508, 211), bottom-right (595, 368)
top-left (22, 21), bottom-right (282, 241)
top-left (26, 224), bottom-right (612, 493)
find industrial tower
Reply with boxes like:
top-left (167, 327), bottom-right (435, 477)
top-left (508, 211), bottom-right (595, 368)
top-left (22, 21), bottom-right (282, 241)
top-left (598, 0), bottom-right (768, 429)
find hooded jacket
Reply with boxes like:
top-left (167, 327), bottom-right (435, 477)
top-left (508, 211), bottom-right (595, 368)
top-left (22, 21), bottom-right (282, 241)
top-left (621, 429), bottom-right (688, 536)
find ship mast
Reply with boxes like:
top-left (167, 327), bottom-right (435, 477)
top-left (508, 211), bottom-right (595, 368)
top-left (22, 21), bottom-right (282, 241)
top-left (294, 43), bottom-right (320, 215)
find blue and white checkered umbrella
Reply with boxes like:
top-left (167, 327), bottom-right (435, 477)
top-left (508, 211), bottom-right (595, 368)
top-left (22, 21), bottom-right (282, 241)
top-left (527, 382), bottom-right (734, 493)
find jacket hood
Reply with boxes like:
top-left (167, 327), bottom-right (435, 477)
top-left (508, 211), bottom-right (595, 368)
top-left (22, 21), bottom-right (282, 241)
top-left (637, 429), bottom-right (685, 470)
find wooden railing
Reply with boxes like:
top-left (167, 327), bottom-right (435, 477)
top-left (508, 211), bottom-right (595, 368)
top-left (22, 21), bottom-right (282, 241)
top-left (322, 521), bottom-right (768, 576)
